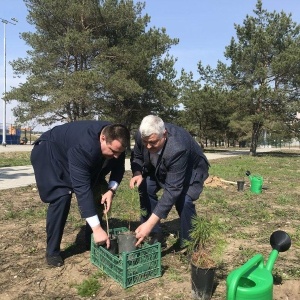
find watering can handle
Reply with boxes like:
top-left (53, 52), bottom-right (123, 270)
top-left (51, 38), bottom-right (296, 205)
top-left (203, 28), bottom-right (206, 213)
top-left (227, 254), bottom-right (264, 300)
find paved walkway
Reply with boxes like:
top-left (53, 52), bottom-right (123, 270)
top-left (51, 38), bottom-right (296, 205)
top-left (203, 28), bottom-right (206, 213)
top-left (0, 144), bottom-right (285, 190)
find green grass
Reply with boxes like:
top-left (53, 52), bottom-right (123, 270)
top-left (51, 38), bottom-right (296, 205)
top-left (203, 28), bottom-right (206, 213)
top-left (1, 149), bottom-right (299, 298)
top-left (167, 267), bottom-right (184, 282)
top-left (0, 152), bottom-right (31, 167)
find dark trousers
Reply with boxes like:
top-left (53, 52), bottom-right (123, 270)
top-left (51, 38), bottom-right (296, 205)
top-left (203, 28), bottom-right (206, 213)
top-left (46, 185), bottom-right (106, 256)
top-left (46, 194), bottom-right (72, 256)
top-left (139, 174), bottom-right (196, 246)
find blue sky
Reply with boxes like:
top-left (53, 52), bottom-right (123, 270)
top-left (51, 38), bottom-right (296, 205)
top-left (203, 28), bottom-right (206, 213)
top-left (1, 0), bottom-right (300, 130)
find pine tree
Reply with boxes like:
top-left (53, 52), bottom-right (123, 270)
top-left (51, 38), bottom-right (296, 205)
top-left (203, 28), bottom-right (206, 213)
top-left (6, 0), bottom-right (179, 129)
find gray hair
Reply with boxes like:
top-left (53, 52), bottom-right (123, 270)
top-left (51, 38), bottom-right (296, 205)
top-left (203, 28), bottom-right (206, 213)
top-left (139, 115), bottom-right (165, 138)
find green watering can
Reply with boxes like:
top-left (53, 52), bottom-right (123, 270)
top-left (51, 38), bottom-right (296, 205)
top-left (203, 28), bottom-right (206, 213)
top-left (226, 230), bottom-right (291, 300)
top-left (246, 170), bottom-right (263, 194)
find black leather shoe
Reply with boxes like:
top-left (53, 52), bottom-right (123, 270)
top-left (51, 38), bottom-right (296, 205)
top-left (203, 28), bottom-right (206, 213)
top-left (46, 255), bottom-right (64, 267)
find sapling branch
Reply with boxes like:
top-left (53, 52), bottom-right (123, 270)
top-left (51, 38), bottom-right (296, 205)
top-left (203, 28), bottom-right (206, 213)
top-left (103, 202), bottom-right (109, 237)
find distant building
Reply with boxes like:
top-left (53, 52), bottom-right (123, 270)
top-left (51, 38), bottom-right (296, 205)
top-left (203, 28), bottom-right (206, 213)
top-left (0, 123), bottom-right (21, 144)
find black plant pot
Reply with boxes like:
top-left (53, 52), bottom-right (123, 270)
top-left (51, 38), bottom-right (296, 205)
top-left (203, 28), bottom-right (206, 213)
top-left (100, 235), bottom-right (118, 254)
top-left (117, 232), bottom-right (137, 254)
top-left (108, 235), bottom-right (118, 254)
top-left (191, 263), bottom-right (215, 300)
top-left (237, 180), bottom-right (245, 191)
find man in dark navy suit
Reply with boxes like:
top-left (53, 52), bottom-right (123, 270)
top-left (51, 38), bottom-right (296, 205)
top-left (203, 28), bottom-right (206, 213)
top-left (130, 115), bottom-right (209, 248)
top-left (31, 120), bottom-right (130, 267)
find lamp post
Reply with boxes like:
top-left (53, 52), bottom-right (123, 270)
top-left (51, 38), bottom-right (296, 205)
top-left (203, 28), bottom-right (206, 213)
top-left (1, 17), bottom-right (18, 146)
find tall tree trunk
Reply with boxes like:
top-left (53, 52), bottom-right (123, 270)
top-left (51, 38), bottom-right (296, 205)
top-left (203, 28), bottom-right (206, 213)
top-left (250, 122), bottom-right (262, 156)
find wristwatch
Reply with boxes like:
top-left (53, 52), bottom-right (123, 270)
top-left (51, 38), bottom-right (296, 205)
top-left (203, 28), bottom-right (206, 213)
top-left (109, 188), bottom-right (116, 196)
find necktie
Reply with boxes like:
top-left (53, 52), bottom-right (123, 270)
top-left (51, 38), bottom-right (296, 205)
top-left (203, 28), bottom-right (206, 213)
top-left (150, 153), bottom-right (159, 166)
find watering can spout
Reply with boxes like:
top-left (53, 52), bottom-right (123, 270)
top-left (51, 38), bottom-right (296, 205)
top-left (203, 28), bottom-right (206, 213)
top-left (265, 249), bottom-right (279, 272)
top-left (266, 230), bottom-right (291, 271)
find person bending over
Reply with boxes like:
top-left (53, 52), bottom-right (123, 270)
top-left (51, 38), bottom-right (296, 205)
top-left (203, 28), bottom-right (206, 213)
top-left (130, 115), bottom-right (209, 248)
top-left (31, 120), bottom-right (130, 267)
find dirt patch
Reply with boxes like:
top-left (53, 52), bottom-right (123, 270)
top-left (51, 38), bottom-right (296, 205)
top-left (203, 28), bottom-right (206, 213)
top-left (205, 176), bottom-right (232, 189)
top-left (0, 182), bottom-right (299, 299)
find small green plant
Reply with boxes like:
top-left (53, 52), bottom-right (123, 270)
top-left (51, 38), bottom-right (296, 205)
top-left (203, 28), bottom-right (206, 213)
top-left (128, 187), bottom-right (140, 231)
top-left (76, 277), bottom-right (100, 297)
top-left (238, 167), bottom-right (245, 181)
top-left (75, 271), bottom-right (105, 297)
top-left (185, 215), bottom-right (225, 268)
top-left (116, 186), bottom-right (145, 231)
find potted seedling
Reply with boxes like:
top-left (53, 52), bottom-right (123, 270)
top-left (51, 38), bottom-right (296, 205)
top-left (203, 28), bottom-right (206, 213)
top-left (185, 215), bottom-right (225, 300)
top-left (236, 167), bottom-right (245, 191)
top-left (102, 203), bottom-right (118, 254)
top-left (117, 187), bottom-right (141, 253)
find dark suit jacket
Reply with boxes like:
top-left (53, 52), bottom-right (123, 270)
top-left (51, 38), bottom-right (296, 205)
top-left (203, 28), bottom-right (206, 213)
top-left (31, 120), bottom-right (125, 218)
top-left (131, 123), bottom-right (209, 219)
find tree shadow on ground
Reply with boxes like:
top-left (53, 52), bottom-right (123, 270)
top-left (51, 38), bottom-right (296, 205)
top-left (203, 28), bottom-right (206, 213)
top-left (258, 151), bottom-right (300, 157)
top-left (204, 148), bottom-right (300, 158)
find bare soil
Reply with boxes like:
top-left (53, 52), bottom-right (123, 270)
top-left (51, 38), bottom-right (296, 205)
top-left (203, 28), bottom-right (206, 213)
top-left (0, 177), bottom-right (299, 299)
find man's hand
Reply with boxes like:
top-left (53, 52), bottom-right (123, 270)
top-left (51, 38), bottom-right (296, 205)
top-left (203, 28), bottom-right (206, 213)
top-left (135, 214), bottom-right (160, 246)
top-left (130, 174), bottom-right (143, 189)
top-left (135, 222), bottom-right (152, 246)
top-left (101, 190), bottom-right (114, 213)
top-left (92, 225), bottom-right (110, 248)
